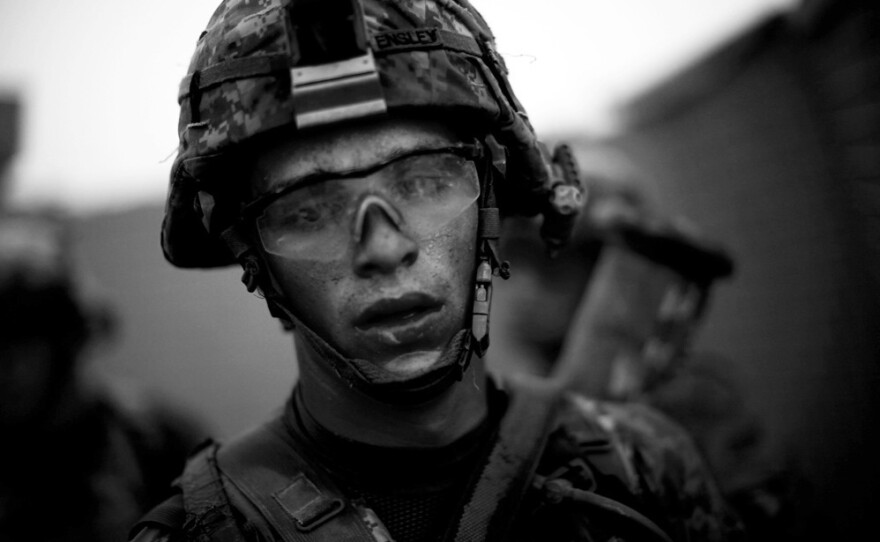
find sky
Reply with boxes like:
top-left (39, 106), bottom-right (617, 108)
top-left (0, 0), bottom-right (798, 214)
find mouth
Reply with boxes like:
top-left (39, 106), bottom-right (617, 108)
top-left (353, 292), bottom-right (443, 333)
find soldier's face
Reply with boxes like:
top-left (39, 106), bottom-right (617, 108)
top-left (247, 118), bottom-right (478, 376)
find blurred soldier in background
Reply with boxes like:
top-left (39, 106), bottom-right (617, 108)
top-left (131, 0), bottom-right (745, 540)
top-left (492, 164), bottom-right (803, 541)
top-left (0, 211), bottom-right (206, 542)
top-left (494, 169), bottom-right (734, 394)
top-left (489, 167), bottom-right (650, 378)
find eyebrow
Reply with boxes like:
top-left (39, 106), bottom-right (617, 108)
top-left (282, 142), bottom-right (473, 185)
top-left (242, 141), bottom-right (481, 216)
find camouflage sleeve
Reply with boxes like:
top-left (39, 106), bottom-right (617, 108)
top-left (127, 493), bottom-right (186, 542)
top-left (571, 396), bottom-right (748, 541)
top-left (129, 524), bottom-right (180, 542)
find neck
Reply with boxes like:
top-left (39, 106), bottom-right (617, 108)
top-left (293, 334), bottom-right (489, 448)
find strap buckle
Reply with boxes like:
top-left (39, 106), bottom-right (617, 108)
top-left (275, 473), bottom-right (346, 532)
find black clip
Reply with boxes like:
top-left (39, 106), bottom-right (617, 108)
top-left (540, 143), bottom-right (585, 257)
top-left (287, 0), bottom-right (387, 128)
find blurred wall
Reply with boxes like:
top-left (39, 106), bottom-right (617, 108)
top-left (606, 0), bottom-right (879, 537)
top-left (70, 204), bottom-right (296, 440)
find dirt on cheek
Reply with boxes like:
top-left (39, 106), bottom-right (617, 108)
top-left (420, 223), bottom-right (478, 314)
top-left (272, 258), bottom-right (349, 324)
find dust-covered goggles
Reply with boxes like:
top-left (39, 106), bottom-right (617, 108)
top-left (245, 144), bottom-right (482, 261)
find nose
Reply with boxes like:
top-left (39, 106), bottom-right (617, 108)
top-left (353, 195), bottom-right (418, 277)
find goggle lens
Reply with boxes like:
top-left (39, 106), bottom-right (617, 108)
top-left (256, 152), bottom-right (480, 260)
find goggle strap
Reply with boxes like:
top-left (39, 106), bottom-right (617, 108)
top-left (178, 55), bottom-right (291, 103)
top-left (219, 224), bottom-right (253, 261)
top-left (483, 135), bottom-right (507, 179)
top-left (220, 224), bottom-right (264, 294)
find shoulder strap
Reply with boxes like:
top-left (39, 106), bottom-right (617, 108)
top-left (216, 417), bottom-right (376, 542)
top-left (179, 440), bottom-right (249, 542)
top-left (558, 397), bottom-right (643, 498)
top-left (451, 375), bottom-right (564, 542)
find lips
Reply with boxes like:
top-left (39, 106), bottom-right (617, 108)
top-left (353, 292), bottom-right (443, 332)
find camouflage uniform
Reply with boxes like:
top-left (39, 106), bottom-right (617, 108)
top-left (131, 375), bottom-right (744, 542)
top-left (524, 394), bottom-right (745, 541)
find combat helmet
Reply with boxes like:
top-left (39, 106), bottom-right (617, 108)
top-left (163, 0), bottom-right (582, 267)
top-left (161, 0), bottom-right (584, 401)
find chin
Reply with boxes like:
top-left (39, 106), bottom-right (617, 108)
top-left (381, 349), bottom-right (443, 375)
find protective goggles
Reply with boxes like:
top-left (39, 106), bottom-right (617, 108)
top-left (245, 144), bottom-right (482, 261)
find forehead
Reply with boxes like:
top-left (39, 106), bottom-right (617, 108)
top-left (247, 118), bottom-right (462, 197)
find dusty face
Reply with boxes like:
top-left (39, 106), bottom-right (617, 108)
top-left (246, 118), bottom-right (478, 376)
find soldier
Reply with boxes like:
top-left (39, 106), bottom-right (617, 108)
top-left (0, 211), bottom-right (206, 542)
top-left (131, 1), bottom-right (745, 540)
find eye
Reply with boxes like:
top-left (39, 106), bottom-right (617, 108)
top-left (393, 176), bottom-right (455, 200)
top-left (265, 194), bottom-right (346, 233)
top-left (291, 205), bottom-right (322, 226)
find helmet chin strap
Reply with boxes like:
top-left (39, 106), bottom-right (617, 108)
top-left (295, 320), bottom-right (474, 405)
top-left (218, 136), bottom-right (509, 405)
top-left (471, 135), bottom-right (511, 357)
